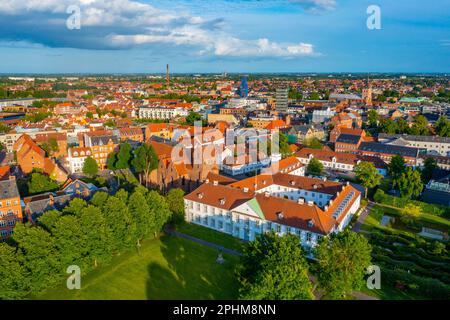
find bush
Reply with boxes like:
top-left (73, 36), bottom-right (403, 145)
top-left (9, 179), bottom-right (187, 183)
top-left (382, 268), bottom-right (450, 300)
top-left (374, 189), bottom-right (450, 218)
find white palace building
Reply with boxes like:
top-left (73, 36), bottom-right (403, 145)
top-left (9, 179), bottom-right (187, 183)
top-left (184, 157), bottom-right (361, 249)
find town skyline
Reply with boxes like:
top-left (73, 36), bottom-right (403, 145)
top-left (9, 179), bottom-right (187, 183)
top-left (1, 0), bottom-right (449, 73)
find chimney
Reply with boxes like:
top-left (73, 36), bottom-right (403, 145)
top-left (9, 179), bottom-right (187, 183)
top-left (205, 179), bottom-right (210, 184)
top-left (324, 205), bottom-right (329, 211)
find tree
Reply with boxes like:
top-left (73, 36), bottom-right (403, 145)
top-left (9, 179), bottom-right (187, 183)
top-left (37, 210), bottom-right (62, 233)
top-left (0, 243), bottom-right (29, 299)
top-left (309, 92), bottom-right (320, 100)
top-left (83, 156), bottom-right (98, 177)
top-left (379, 118), bottom-right (397, 134)
top-left (40, 137), bottom-right (59, 157)
top-left (278, 132), bottom-right (292, 158)
top-left (166, 188), bottom-right (185, 224)
top-left (146, 190), bottom-right (172, 237)
top-left (355, 161), bottom-right (383, 198)
top-left (421, 157), bottom-right (437, 183)
top-left (185, 111), bottom-right (205, 126)
top-left (396, 118), bottom-right (409, 134)
top-left (238, 232), bottom-right (314, 300)
top-left (27, 172), bottom-right (59, 195)
top-left (131, 143), bottom-right (158, 187)
top-left (367, 109), bottom-right (379, 128)
top-left (12, 223), bottom-right (62, 294)
top-left (128, 188), bottom-right (153, 245)
top-left (400, 203), bottom-right (422, 224)
top-left (102, 195), bottom-right (137, 251)
top-left (107, 152), bottom-right (118, 170)
top-left (62, 198), bottom-right (87, 216)
top-left (396, 167), bottom-right (424, 199)
top-left (53, 215), bottom-right (89, 271)
top-left (410, 115), bottom-right (429, 135)
top-left (90, 191), bottom-right (109, 208)
top-left (388, 155), bottom-right (406, 188)
top-left (303, 137), bottom-right (323, 149)
top-left (79, 205), bottom-right (114, 268)
top-left (86, 111), bottom-right (94, 119)
top-left (435, 116), bottom-right (450, 137)
top-left (307, 157), bottom-right (324, 176)
top-left (115, 143), bottom-right (132, 169)
top-left (315, 230), bottom-right (372, 299)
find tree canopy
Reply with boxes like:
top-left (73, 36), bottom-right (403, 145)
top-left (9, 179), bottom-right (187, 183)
top-left (238, 232), bottom-right (314, 300)
top-left (307, 157), bottom-right (324, 176)
top-left (83, 156), bottom-right (99, 177)
top-left (315, 230), bottom-right (372, 299)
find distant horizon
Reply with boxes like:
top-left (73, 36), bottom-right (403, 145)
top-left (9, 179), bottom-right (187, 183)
top-left (1, 72), bottom-right (449, 77)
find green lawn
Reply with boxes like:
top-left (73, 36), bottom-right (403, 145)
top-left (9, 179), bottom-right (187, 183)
top-left (174, 222), bottom-right (245, 252)
top-left (36, 235), bottom-right (240, 300)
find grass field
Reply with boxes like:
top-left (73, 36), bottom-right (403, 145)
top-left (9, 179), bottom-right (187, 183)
top-left (174, 222), bottom-right (245, 252)
top-left (36, 235), bottom-right (240, 300)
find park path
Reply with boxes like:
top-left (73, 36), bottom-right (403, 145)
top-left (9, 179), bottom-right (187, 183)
top-left (352, 201), bottom-right (375, 232)
top-left (165, 228), bottom-right (243, 257)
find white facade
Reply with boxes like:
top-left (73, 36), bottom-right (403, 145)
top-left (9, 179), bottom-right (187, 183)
top-left (184, 199), bottom-right (324, 247)
top-left (139, 106), bottom-right (189, 120)
top-left (66, 148), bottom-right (92, 174)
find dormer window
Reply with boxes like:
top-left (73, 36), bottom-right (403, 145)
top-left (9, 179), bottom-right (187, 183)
top-left (219, 198), bottom-right (225, 205)
top-left (276, 212), bottom-right (284, 220)
top-left (197, 192), bottom-right (204, 199)
top-left (307, 219), bottom-right (314, 228)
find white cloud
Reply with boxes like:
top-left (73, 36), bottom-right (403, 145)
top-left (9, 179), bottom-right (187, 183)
top-left (0, 0), bottom-right (317, 57)
top-left (290, 0), bottom-right (336, 13)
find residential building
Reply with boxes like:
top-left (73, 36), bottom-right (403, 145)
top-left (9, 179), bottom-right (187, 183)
top-left (378, 133), bottom-right (450, 157)
top-left (82, 131), bottom-right (119, 169)
top-left (138, 106), bottom-right (189, 120)
top-left (0, 176), bottom-right (22, 240)
top-left (66, 147), bottom-right (93, 174)
top-left (357, 142), bottom-right (420, 165)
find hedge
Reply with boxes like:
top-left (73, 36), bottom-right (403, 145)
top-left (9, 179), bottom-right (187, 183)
top-left (374, 189), bottom-right (450, 218)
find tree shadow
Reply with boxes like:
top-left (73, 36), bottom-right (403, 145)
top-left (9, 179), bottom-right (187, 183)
top-left (146, 236), bottom-right (239, 300)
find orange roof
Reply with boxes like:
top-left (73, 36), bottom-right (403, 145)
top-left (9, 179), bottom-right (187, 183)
top-left (0, 166), bottom-right (10, 180)
top-left (265, 119), bottom-right (286, 130)
top-left (295, 147), bottom-right (359, 165)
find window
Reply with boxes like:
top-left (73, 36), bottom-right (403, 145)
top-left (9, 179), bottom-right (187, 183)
top-left (276, 225), bottom-right (281, 233)
top-left (306, 232), bottom-right (312, 242)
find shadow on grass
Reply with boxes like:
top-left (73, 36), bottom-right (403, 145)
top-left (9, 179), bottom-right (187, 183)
top-left (146, 236), bottom-right (239, 300)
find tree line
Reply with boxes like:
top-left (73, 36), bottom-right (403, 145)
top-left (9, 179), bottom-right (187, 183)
top-left (0, 186), bottom-right (178, 299)
top-left (367, 110), bottom-right (450, 138)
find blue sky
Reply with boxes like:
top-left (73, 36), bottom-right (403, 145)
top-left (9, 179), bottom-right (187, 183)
top-left (0, 0), bottom-right (449, 73)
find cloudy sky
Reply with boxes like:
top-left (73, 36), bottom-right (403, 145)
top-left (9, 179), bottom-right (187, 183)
top-left (0, 0), bottom-right (449, 73)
